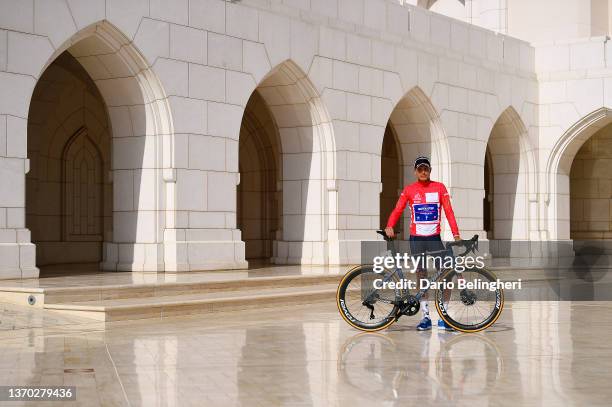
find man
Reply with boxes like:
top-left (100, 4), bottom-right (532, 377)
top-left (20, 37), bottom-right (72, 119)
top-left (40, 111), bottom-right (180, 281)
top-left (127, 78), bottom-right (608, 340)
top-left (385, 156), bottom-right (461, 331)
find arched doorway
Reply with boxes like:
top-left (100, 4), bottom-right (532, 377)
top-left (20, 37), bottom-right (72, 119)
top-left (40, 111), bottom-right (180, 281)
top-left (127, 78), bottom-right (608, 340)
top-left (27, 52), bottom-right (111, 268)
top-left (485, 107), bottom-right (534, 240)
top-left (383, 86), bottom-right (450, 238)
top-left (546, 109), bottom-right (612, 240)
top-left (25, 22), bottom-right (173, 272)
top-left (238, 91), bottom-right (282, 261)
top-left (237, 60), bottom-right (335, 265)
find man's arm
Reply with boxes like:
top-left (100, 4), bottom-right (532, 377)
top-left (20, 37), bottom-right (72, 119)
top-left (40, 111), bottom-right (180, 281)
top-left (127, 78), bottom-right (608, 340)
top-left (385, 187), bottom-right (409, 237)
top-left (440, 184), bottom-right (460, 239)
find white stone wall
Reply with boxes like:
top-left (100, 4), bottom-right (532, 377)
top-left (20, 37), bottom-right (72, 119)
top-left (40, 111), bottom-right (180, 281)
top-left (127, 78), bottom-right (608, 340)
top-left (0, 0), bottom-right (542, 276)
top-left (508, 0), bottom-right (610, 43)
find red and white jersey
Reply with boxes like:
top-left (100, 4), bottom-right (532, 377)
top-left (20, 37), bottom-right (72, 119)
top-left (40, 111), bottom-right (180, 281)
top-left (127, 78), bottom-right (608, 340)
top-left (386, 180), bottom-right (459, 237)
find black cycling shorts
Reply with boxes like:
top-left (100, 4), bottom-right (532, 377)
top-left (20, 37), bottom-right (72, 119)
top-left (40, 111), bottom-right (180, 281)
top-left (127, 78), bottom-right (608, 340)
top-left (409, 234), bottom-right (450, 272)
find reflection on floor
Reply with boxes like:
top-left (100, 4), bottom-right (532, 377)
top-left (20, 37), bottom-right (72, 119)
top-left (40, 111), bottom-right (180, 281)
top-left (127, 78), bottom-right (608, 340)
top-left (0, 300), bottom-right (610, 406)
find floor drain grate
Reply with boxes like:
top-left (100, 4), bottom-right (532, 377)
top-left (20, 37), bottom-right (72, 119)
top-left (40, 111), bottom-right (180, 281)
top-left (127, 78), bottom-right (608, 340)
top-left (64, 368), bottom-right (95, 373)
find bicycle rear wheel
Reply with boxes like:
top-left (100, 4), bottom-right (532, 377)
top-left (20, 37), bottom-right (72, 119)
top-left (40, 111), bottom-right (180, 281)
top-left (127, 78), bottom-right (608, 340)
top-left (337, 265), bottom-right (401, 331)
top-left (435, 267), bottom-right (504, 332)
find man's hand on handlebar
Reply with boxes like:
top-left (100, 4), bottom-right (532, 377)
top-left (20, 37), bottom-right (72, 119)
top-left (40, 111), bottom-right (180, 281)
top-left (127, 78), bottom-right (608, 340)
top-left (447, 234), bottom-right (479, 255)
top-left (383, 229), bottom-right (461, 241)
top-left (384, 227), bottom-right (395, 238)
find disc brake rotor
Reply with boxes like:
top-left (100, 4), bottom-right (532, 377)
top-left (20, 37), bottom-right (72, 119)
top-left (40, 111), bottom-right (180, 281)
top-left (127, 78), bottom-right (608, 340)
top-left (460, 289), bottom-right (477, 306)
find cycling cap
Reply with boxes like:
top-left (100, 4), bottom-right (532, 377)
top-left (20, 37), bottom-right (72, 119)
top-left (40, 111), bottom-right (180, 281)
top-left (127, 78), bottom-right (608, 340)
top-left (414, 156), bottom-right (431, 169)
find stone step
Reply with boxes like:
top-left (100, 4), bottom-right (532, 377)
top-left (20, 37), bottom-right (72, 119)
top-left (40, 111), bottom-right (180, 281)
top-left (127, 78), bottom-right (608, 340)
top-left (0, 272), bottom-right (345, 307)
top-left (44, 284), bottom-right (340, 322)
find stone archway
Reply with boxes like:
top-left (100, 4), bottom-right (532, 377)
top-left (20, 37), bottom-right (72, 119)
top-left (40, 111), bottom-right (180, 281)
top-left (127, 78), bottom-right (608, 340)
top-left (26, 52), bottom-right (111, 267)
top-left (26, 21), bottom-right (173, 272)
top-left (485, 107), bottom-right (535, 240)
top-left (237, 60), bottom-right (335, 265)
top-left (385, 86), bottom-right (451, 238)
top-left (545, 108), bottom-right (612, 240)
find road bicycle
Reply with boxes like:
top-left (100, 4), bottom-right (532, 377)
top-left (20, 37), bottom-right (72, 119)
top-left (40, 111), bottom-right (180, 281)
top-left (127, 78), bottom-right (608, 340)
top-left (337, 230), bottom-right (504, 332)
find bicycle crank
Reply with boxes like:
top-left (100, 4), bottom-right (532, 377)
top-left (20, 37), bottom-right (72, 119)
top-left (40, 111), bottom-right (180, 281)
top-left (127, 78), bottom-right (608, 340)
top-left (398, 295), bottom-right (420, 318)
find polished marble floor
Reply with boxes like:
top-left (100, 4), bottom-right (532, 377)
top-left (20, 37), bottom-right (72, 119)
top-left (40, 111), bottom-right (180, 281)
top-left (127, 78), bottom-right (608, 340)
top-left (0, 298), bottom-right (610, 407)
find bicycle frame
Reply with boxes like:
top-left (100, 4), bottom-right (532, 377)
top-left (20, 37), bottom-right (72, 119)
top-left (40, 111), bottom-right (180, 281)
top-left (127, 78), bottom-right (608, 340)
top-left (367, 247), bottom-right (452, 305)
top-left (364, 236), bottom-right (477, 307)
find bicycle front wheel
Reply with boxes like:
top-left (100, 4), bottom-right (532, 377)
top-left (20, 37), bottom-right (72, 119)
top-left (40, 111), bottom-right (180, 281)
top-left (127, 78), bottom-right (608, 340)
top-left (337, 265), bottom-right (400, 332)
top-left (435, 267), bottom-right (504, 333)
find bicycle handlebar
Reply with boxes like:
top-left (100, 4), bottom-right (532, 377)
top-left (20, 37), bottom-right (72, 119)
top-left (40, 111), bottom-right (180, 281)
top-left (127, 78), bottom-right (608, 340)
top-left (446, 234), bottom-right (479, 256)
top-left (376, 230), bottom-right (479, 256)
top-left (376, 229), bottom-right (398, 241)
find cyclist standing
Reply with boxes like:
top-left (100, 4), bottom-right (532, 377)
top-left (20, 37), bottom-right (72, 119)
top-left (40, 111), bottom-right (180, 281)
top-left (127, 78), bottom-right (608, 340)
top-left (384, 156), bottom-right (461, 331)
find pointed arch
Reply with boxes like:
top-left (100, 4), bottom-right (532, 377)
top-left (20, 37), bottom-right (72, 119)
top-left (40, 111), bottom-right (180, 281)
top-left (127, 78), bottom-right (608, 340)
top-left (61, 127), bottom-right (104, 242)
top-left (40, 20), bottom-right (174, 144)
top-left (545, 108), bottom-right (612, 240)
top-left (237, 59), bottom-right (336, 265)
top-left (383, 86), bottom-right (452, 236)
top-left (389, 86), bottom-right (451, 185)
top-left (27, 51), bottom-right (113, 267)
top-left (27, 20), bottom-right (175, 271)
top-left (485, 106), bottom-right (536, 240)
